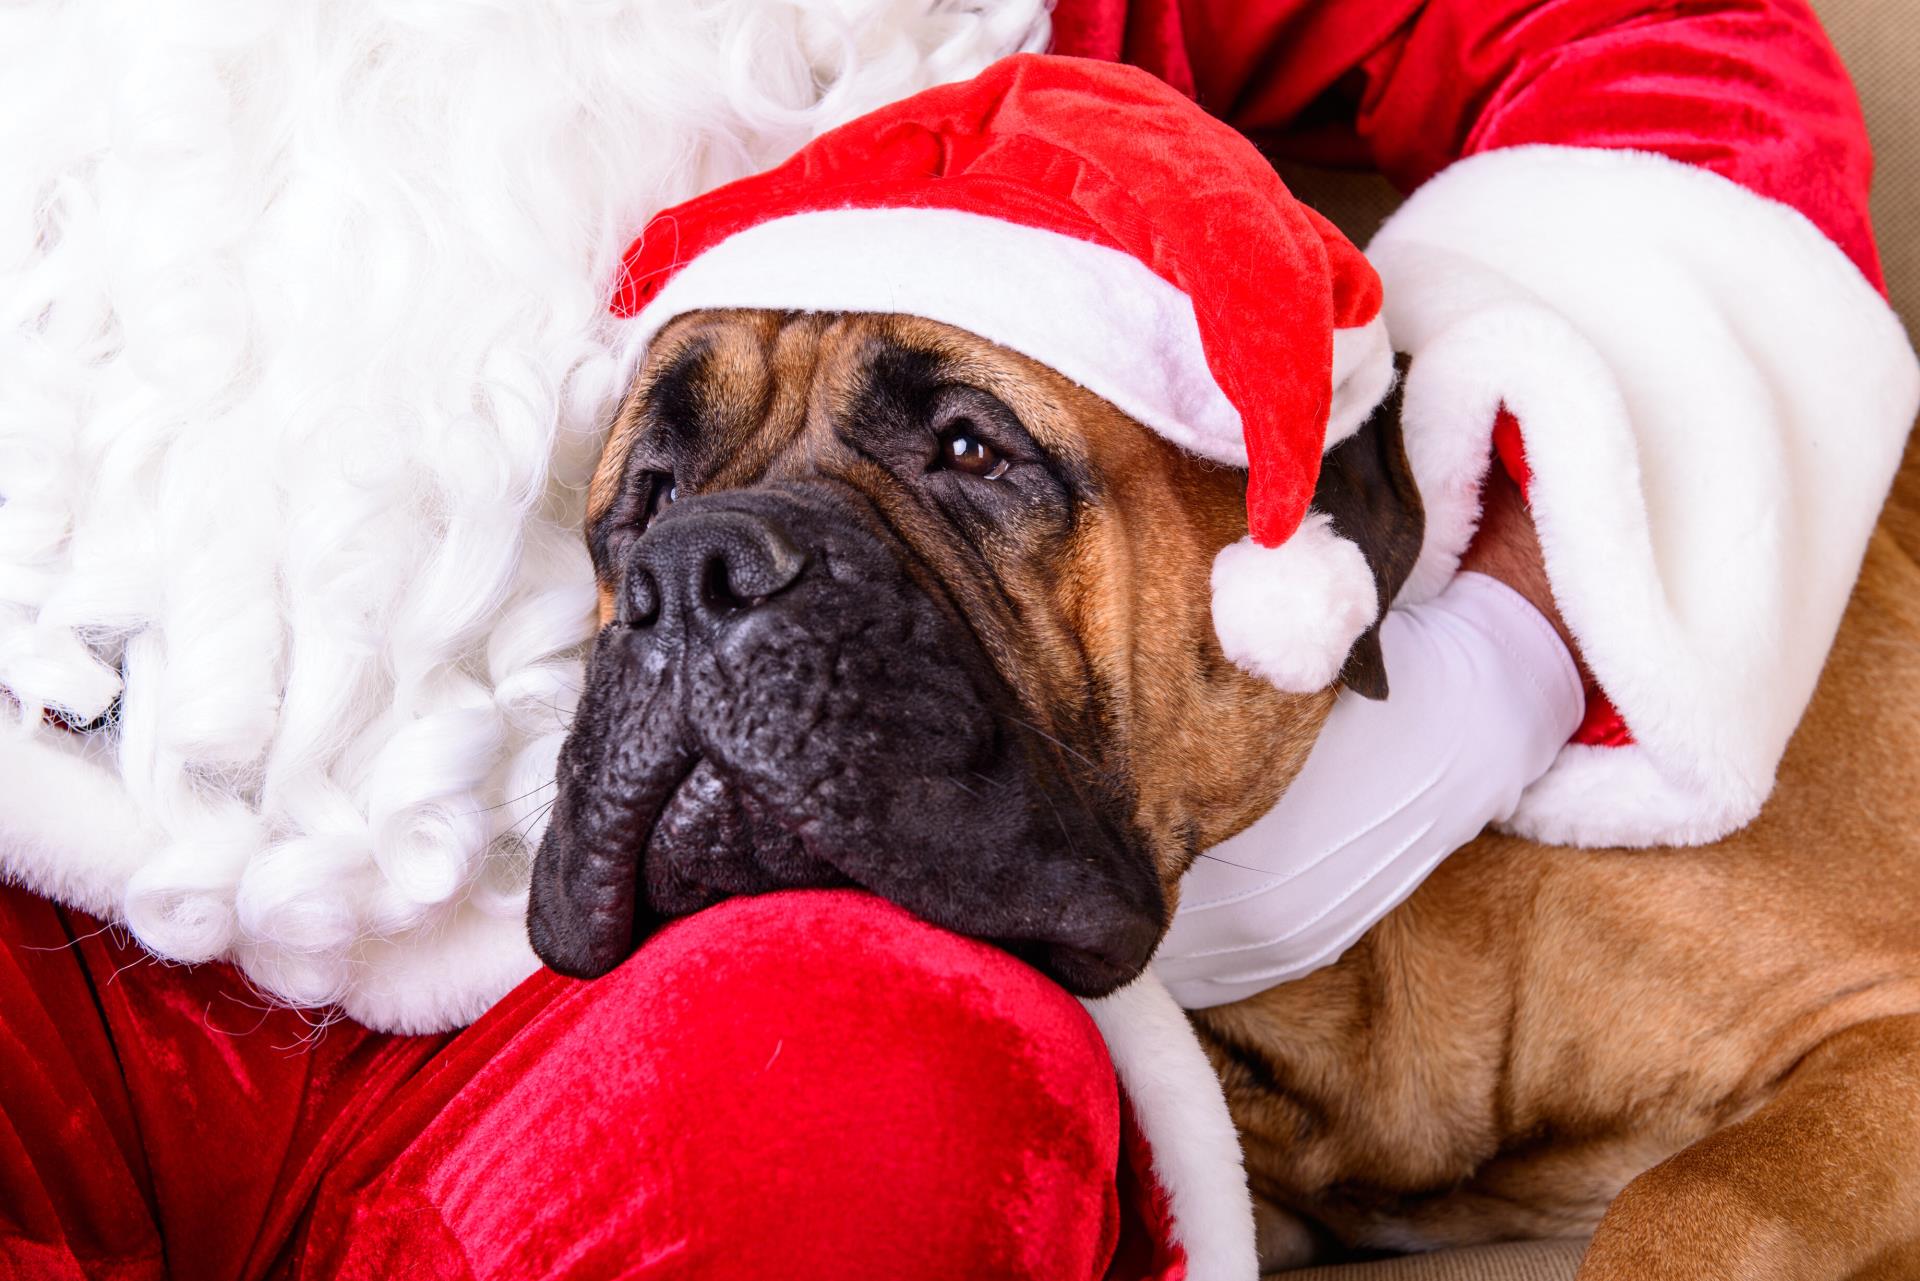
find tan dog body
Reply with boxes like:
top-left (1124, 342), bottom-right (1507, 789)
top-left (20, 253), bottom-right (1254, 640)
top-left (1207, 541), bottom-right (1920, 1269)
top-left (589, 310), bottom-right (1920, 1279)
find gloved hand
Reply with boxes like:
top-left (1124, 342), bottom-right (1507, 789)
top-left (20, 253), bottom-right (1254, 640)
top-left (1155, 470), bottom-right (1584, 1008)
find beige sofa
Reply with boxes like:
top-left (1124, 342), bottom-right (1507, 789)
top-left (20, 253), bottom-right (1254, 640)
top-left (1269, 2), bottom-right (1918, 1276)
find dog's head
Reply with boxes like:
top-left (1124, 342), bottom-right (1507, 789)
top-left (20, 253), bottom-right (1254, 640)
top-left (528, 309), bottom-right (1421, 995)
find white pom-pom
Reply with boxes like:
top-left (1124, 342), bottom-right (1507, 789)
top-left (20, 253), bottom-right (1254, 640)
top-left (1210, 513), bottom-right (1378, 693)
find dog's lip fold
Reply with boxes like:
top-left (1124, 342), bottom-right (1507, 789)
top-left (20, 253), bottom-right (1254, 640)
top-left (529, 757), bottom-right (1169, 993)
top-left (790, 802), bottom-right (1168, 998)
top-left (527, 843), bottom-right (644, 979)
top-left (526, 755), bottom-right (698, 980)
top-left (529, 735), bottom-right (1170, 992)
top-left (1027, 933), bottom-right (1160, 999)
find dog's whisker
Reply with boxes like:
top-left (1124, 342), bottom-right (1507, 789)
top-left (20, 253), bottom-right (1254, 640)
top-left (465, 780), bottom-right (558, 817)
top-left (1038, 786), bottom-right (1079, 861)
top-left (1190, 849), bottom-right (1274, 875)
top-left (503, 797), bottom-right (559, 840)
top-left (998, 710), bottom-right (1106, 776)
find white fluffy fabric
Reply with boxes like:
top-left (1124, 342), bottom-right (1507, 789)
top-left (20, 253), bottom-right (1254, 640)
top-left (624, 205), bottom-right (1395, 470)
top-left (1210, 519), bottom-right (1378, 694)
top-left (1082, 974), bottom-right (1259, 1281)
top-left (1325, 314), bottom-right (1393, 450)
top-left (1370, 144), bottom-right (1920, 847)
top-left (0, 0), bottom-right (1048, 1032)
top-left (626, 205), bottom-right (1249, 464)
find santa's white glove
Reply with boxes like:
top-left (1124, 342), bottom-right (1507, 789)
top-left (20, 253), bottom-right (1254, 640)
top-left (1153, 571), bottom-right (1582, 1009)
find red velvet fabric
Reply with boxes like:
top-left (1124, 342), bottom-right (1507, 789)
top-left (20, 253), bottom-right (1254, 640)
top-left (1051, 0), bottom-right (1880, 287)
top-left (0, 884), bottom-right (1158, 1280)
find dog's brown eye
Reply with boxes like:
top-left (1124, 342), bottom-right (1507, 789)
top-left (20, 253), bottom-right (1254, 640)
top-left (644, 473), bottom-right (678, 525)
top-left (939, 423), bottom-right (1009, 480)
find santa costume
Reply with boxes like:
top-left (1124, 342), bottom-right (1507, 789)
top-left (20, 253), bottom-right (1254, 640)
top-left (1, 1), bottom-right (1914, 1278)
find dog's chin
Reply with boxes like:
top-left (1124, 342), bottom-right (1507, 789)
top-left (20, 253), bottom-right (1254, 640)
top-left (640, 757), bottom-right (852, 916)
top-left (528, 694), bottom-right (1170, 997)
top-left (529, 711), bottom-right (1166, 997)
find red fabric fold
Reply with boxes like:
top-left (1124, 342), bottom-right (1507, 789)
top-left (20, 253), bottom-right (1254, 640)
top-left (1, 884), bottom-right (1156, 1281)
top-left (1052, 0), bottom-right (1878, 285)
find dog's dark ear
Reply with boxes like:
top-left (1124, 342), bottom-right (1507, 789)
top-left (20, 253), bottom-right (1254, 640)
top-left (1311, 360), bottom-right (1424, 700)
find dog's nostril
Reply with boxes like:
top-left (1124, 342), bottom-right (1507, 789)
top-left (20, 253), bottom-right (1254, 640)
top-left (621, 565), bottom-right (661, 629)
top-left (636, 508), bottom-right (809, 626)
top-left (700, 554), bottom-right (779, 612)
top-left (702, 556), bottom-right (748, 612)
top-left (697, 521), bottom-right (807, 615)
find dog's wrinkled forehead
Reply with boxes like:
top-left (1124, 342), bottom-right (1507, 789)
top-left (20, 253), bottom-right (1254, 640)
top-left (586, 309), bottom-right (1119, 613)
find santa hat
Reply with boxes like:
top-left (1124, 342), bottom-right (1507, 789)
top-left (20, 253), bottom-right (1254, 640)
top-left (612, 54), bottom-right (1396, 694)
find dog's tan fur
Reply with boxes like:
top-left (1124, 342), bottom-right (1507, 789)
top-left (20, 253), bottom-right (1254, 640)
top-left (596, 309), bottom-right (1920, 1278)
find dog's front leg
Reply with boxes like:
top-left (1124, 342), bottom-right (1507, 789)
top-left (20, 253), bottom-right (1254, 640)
top-left (1578, 1013), bottom-right (1920, 1281)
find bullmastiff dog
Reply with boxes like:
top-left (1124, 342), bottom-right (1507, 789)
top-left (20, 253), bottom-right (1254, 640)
top-left (528, 307), bottom-right (1920, 1279)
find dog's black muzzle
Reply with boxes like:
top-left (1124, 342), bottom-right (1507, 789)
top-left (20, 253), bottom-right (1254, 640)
top-left (528, 487), bottom-right (1164, 996)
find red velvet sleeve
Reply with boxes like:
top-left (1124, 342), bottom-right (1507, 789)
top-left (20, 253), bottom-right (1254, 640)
top-left (1049, 0), bottom-right (1419, 148)
top-left (1050, 0), bottom-right (1879, 285)
top-left (1352, 0), bottom-right (1881, 285)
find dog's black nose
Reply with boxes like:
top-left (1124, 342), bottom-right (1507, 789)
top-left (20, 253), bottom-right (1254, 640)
top-left (621, 506), bottom-right (808, 630)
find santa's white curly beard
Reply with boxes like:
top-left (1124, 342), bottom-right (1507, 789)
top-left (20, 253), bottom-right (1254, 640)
top-left (0, 0), bottom-right (1048, 1032)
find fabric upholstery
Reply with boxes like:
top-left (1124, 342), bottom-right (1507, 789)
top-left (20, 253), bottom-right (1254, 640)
top-left (1281, 1241), bottom-right (1588, 1281)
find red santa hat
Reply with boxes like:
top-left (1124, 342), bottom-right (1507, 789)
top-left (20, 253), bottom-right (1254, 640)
top-left (612, 54), bottom-right (1396, 694)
